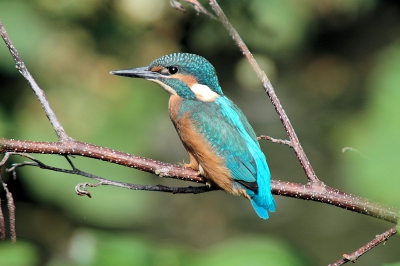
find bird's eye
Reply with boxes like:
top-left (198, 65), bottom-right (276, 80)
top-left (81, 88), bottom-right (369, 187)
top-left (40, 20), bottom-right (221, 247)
top-left (167, 66), bottom-right (178, 75)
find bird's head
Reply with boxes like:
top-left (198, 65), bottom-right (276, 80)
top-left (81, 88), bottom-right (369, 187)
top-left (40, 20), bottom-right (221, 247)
top-left (111, 53), bottom-right (223, 101)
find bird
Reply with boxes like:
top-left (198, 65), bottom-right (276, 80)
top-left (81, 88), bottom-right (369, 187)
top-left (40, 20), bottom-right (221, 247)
top-left (110, 53), bottom-right (276, 219)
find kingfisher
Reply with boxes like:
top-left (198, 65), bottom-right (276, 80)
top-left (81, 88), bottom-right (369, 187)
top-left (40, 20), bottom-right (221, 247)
top-left (110, 53), bottom-right (276, 219)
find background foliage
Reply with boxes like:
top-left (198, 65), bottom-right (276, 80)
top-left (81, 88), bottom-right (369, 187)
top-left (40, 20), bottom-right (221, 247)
top-left (0, 0), bottom-right (400, 265)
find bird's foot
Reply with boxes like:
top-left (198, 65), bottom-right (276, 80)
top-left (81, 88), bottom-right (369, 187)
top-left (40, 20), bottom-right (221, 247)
top-left (183, 161), bottom-right (198, 171)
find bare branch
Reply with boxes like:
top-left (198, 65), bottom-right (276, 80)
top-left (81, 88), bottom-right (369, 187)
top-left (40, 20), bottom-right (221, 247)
top-left (1, 139), bottom-right (398, 224)
top-left (5, 153), bottom-right (214, 196)
top-left (74, 181), bottom-right (214, 197)
top-left (258, 135), bottom-right (292, 147)
top-left (329, 227), bottom-right (398, 266)
top-left (170, 0), bottom-right (186, 12)
top-left (0, 138), bottom-right (202, 183)
top-left (0, 21), bottom-right (71, 142)
top-left (0, 153), bottom-right (16, 242)
top-left (274, 180), bottom-right (398, 224)
top-left (342, 147), bottom-right (369, 159)
top-left (173, 0), bottom-right (216, 19)
top-left (4, 186), bottom-right (16, 243)
top-left (0, 186), bottom-right (5, 241)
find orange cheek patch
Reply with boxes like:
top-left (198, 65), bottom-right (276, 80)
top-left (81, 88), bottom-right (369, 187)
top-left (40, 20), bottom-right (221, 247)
top-left (150, 66), bottom-right (163, 72)
top-left (172, 73), bottom-right (198, 87)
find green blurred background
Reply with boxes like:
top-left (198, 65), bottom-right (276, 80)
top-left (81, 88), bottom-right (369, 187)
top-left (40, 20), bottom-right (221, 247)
top-left (1, 0), bottom-right (400, 265)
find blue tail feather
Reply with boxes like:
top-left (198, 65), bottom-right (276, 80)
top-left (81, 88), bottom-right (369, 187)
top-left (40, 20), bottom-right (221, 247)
top-left (251, 199), bottom-right (270, 219)
top-left (248, 188), bottom-right (276, 219)
top-left (212, 97), bottom-right (276, 219)
top-left (245, 155), bottom-right (276, 219)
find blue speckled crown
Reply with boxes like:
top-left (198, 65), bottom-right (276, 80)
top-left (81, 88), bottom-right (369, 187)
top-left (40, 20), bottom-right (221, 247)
top-left (149, 53), bottom-right (223, 95)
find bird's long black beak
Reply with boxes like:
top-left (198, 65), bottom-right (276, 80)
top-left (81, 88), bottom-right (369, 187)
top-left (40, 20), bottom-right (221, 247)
top-left (110, 66), bottom-right (163, 80)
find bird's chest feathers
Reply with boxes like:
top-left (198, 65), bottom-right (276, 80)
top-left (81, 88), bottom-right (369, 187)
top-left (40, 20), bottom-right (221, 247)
top-left (168, 97), bottom-right (207, 158)
top-left (167, 97), bottom-right (235, 192)
top-left (168, 96), bottom-right (210, 134)
top-left (168, 96), bottom-right (200, 139)
top-left (168, 95), bottom-right (183, 125)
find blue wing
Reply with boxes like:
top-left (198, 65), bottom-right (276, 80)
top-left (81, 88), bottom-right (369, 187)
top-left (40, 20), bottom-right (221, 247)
top-left (182, 96), bottom-right (276, 218)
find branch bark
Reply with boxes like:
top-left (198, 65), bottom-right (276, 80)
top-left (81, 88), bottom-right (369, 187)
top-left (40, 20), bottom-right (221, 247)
top-left (329, 227), bottom-right (398, 266)
top-left (1, 138), bottom-right (398, 224)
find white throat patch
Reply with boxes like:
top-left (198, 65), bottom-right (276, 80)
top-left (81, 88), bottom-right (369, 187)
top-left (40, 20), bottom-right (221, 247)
top-left (149, 79), bottom-right (177, 95)
top-left (190, 83), bottom-right (219, 102)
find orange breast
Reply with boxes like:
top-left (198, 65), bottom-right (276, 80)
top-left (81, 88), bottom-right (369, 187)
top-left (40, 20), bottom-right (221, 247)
top-left (168, 95), bottom-right (182, 125)
top-left (169, 110), bottom-right (236, 195)
top-left (167, 96), bottom-right (249, 198)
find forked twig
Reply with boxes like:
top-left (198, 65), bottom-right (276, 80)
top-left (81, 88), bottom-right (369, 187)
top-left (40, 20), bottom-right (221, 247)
top-left (329, 227), bottom-right (398, 266)
top-left (258, 135), bottom-right (292, 147)
top-left (4, 153), bottom-right (214, 198)
top-left (170, 0), bottom-right (216, 19)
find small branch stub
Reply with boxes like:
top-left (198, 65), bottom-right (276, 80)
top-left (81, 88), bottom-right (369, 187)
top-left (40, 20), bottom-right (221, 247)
top-left (75, 183), bottom-right (99, 198)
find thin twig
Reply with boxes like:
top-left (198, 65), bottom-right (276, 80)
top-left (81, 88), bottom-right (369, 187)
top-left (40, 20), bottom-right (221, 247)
top-left (0, 21), bottom-right (71, 142)
top-left (5, 153), bottom-right (214, 196)
top-left (342, 147), bottom-right (369, 159)
top-left (170, 0), bottom-right (216, 19)
top-left (329, 227), bottom-right (398, 266)
top-left (4, 185), bottom-right (16, 243)
top-left (0, 183), bottom-right (16, 242)
top-left (258, 135), bottom-right (292, 147)
top-left (0, 178), bottom-right (5, 241)
top-left (208, 0), bottom-right (320, 185)
top-left (170, 0), bottom-right (186, 12)
top-left (0, 153), bottom-right (16, 242)
top-left (184, 0), bottom-right (216, 18)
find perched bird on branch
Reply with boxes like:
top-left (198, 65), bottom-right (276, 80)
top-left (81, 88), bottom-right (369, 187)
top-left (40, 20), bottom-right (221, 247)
top-left (111, 53), bottom-right (276, 219)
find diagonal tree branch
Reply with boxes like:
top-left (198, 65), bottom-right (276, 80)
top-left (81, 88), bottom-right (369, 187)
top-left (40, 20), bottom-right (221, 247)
top-left (329, 227), bottom-right (398, 266)
top-left (0, 21), bottom-right (71, 142)
top-left (208, 0), bottom-right (320, 185)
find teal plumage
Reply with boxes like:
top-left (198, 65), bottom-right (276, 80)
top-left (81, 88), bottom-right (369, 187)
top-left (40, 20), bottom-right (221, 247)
top-left (179, 97), bottom-right (276, 218)
top-left (111, 53), bottom-right (276, 219)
